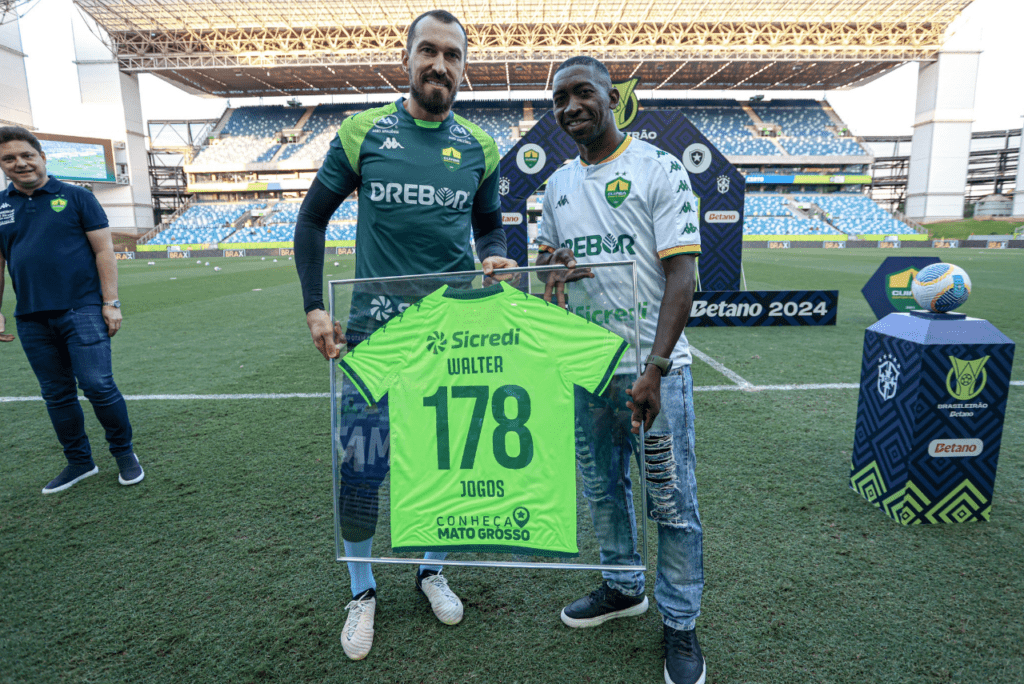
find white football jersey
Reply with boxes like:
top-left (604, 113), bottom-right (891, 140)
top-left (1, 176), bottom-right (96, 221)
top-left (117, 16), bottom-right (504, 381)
top-left (537, 136), bottom-right (701, 370)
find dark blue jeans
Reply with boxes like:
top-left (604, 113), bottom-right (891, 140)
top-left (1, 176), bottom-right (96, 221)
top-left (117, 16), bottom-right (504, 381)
top-left (16, 306), bottom-right (134, 466)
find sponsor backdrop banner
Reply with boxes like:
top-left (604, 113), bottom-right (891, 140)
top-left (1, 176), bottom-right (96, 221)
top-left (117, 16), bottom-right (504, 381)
top-left (850, 312), bottom-right (1015, 524)
top-left (500, 108), bottom-right (745, 290)
top-left (861, 256), bottom-right (941, 320)
top-left (686, 290), bottom-right (837, 327)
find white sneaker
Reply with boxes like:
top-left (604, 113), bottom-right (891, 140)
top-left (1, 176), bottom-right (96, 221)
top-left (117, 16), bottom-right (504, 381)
top-left (416, 572), bottom-right (464, 625)
top-left (340, 589), bottom-right (375, 660)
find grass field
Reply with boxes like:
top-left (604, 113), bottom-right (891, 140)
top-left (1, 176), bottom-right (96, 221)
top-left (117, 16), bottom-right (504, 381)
top-left (1, 250), bottom-right (1022, 684)
top-left (926, 219), bottom-right (1023, 240)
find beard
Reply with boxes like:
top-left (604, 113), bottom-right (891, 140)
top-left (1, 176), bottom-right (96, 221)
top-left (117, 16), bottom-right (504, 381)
top-left (410, 73), bottom-right (459, 115)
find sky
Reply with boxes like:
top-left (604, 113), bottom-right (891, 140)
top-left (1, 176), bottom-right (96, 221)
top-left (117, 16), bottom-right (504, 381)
top-left (10, 0), bottom-right (1024, 140)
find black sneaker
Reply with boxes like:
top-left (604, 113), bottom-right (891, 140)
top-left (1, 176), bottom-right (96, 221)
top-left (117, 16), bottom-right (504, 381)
top-left (115, 452), bottom-right (145, 486)
top-left (42, 463), bottom-right (99, 495)
top-left (560, 582), bottom-right (648, 628)
top-left (664, 624), bottom-right (706, 684)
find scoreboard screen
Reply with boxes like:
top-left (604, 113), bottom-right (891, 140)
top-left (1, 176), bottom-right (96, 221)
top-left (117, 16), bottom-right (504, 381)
top-left (35, 133), bottom-right (116, 183)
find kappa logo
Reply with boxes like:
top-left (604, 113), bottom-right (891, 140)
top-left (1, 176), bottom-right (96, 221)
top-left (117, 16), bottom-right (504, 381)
top-left (877, 353), bottom-right (901, 401)
top-left (441, 146), bottom-right (461, 171)
top-left (0, 202), bottom-right (10, 209)
top-left (605, 176), bottom-right (631, 208)
top-left (716, 175), bottom-right (730, 194)
top-left (50, 198), bottom-right (68, 213)
top-left (498, 176), bottom-right (510, 196)
top-left (946, 356), bottom-right (989, 401)
top-left (683, 143), bottom-right (712, 175)
top-left (379, 137), bottom-right (404, 150)
top-left (556, 195), bottom-right (568, 207)
top-left (426, 331), bottom-right (448, 354)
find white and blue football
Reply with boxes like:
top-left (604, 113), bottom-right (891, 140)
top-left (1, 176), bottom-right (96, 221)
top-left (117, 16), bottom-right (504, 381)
top-left (912, 263), bottom-right (971, 312)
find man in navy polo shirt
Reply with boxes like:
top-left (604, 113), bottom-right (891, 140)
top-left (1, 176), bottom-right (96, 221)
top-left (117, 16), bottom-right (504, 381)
top-left (0, 126), bottom-right (143, 494)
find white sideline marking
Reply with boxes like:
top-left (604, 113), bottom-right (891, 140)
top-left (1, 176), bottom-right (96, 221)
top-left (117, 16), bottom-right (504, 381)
top-left (1, 381), bottom-right (1021, 403)
top-left (690, 346), bottom-right (752, 388)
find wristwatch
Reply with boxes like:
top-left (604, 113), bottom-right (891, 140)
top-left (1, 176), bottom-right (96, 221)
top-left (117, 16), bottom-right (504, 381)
top-left (643, 354), bottom-right (673, 376)
top-left (103, 300), bottom-right (121, 308)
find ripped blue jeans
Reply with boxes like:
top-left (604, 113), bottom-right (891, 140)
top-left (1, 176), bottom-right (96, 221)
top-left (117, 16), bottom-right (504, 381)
top-left (574, 365), bottom-right (703, 631)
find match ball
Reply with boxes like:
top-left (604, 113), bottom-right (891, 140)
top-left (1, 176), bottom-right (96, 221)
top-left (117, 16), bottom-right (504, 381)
top-left (912, 263), bottom-right (971, 313)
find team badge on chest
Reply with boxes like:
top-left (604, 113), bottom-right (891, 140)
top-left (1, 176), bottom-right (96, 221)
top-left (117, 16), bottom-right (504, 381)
top-left (442, 146), bottom-right (461, 171)
top-left (51, 198), bottom-right (68, 213)
top-left (604, 176), bottom-right (631, 208)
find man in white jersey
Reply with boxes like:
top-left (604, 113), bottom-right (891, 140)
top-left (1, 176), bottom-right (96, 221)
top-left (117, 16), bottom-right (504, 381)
top-left (535, 56), bottom-right (706, 684)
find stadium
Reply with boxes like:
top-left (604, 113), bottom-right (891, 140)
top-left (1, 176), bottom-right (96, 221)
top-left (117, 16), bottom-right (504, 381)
top-left (1, 1), bottom-right (1022, 683)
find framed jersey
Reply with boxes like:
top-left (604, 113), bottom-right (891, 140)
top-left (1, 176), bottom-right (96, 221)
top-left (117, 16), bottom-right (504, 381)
top-left (329, 264), bottom-right (650, 571)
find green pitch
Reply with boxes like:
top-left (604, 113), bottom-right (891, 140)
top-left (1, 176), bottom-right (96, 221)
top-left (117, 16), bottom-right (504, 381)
top-left (1, 250), bottom-right (1022, 683)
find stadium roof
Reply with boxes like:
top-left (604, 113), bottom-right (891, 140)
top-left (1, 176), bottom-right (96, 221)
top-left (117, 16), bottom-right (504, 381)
top-left (75, 0), bottom-right (975, 97)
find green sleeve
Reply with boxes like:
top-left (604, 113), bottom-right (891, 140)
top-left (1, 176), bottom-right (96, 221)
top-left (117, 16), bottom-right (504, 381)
top-left (456, 114), bottom-right (501, 181)
top-left (538, 302), bottom-right (629, 394)
top-left (337, 314), bottom-right (419, 404)
top-left (317, 132), bottom-right (360, 197)
top-left (318, 104), bottom-right (398, 196)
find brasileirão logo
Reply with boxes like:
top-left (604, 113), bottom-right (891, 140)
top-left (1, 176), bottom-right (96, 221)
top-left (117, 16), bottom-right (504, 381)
top-left (946, 355), bottom-right (989, 401)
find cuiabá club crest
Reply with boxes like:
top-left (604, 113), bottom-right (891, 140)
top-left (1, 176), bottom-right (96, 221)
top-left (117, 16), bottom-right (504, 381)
top-left (885, 267), bottom-right (919, 312)
top-left (605, 176), bottom-right (631, 208)
top-left (877, 353), bottom-right (900, 400)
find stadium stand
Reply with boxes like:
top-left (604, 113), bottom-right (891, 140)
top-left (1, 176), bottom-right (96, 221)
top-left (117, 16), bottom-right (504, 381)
top-left (148, 202), bottom-right (266, 244)
top-left (188, 99), bottom-right (869, 167)
top-left (220, 200), bottom-right (359, 243)
top-left (662, 101), bottom-right (780, 156)
top-left (793, 193), bottom-right (911, 234)
top-left (451, 106), bottom-right (520, 155)
top-left (193, 106), bottom-right (304, 165)
top-left (742, 193), bottom-right (910, 236)
top-left (751, 101), bottom-right (867, 156)
top-left (278, 104), bottom-right (355, 164)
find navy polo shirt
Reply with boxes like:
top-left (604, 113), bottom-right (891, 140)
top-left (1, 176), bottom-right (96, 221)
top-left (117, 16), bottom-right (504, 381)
top-left (0, 175), bottom-right (108, 317)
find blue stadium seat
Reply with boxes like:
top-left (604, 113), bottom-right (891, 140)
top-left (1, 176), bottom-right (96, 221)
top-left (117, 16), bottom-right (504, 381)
top-left (752, 101), bottom-right (867, 156)
top-left (792, 194), bottom-right (909, 234)
top-left (150, 202), bottom-right (267, 244)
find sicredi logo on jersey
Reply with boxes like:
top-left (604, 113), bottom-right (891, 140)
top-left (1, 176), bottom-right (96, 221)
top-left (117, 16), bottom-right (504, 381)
top-left (368, 182), bottom-right (469, 209)
top-left (427, 328), bottom-right (522, 354)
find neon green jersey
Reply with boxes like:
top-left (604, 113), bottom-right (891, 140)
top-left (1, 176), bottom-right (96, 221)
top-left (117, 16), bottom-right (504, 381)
top-left (339, 282), bottom-right (628, 556)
